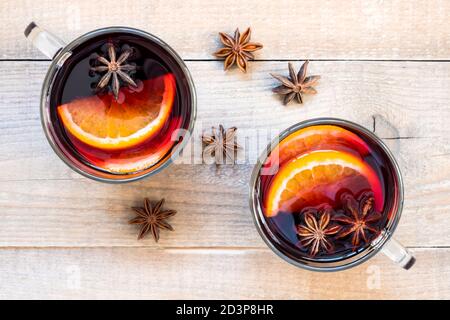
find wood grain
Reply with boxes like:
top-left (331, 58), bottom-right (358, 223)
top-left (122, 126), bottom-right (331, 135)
top-left (1, 0), bottom-right (450, 299)
top-left (2, 0), bottom-right (450, 60)
top-left (0, 247), bottom-right (448, 299)
top-left (0, 61), bottom-right (449, 247)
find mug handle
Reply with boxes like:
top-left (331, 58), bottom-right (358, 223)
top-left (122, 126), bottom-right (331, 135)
top-left (24, 22), bottom-right (66, 59)
top-left (381, 237), bottom-right (415, 270)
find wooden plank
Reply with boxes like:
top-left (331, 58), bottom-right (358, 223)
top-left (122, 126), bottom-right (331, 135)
top-left (0, 154), bottom-right (448, 247)
top-left (3, 61), bottom-right (450, 140)
top-left (0, 60), bottom-right (449, 247)
top-left (0, 247), bottom-right (448, 299)
top-left (3, 0), bottom-right (450, 60)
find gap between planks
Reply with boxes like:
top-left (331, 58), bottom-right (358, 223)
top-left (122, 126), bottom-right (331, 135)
top-left (3, 59), bottom-right (450, 63)
top-left (0, 245), bottom-right (447, 250)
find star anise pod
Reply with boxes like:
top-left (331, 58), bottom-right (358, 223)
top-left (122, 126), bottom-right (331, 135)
top-left (271, 61), bottom-right (320, 105)
top-left (91, 42), bottom-right (138, 100)
top-left (213, 27), bottom-right (263, 73)
top-left (333, 192), bottom-right (382, 249)
top-left (297, 207), bottom-right (341, 257)
top-left (202, 125), bottom-right (240, 165)
top-left (129, 198), bottom-right (177, 242)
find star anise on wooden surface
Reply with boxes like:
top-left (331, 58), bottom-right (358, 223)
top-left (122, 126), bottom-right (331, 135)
top-left (333, 192), bottom-right (382, 248)
top-left (202, 125), bottom-right (240, 165)
top-left (297, 207), bottom-right (341, 256)
top-left (91, 42), bottom-right (138, 100)
top-left (129, 198), bottom-right (177, 242)
top-left (213, 27), bottom-right (263, 73)
top-left (270, 61), bottom-right (320, 105)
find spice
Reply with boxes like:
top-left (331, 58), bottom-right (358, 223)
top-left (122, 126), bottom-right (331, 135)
top-left (297, 207), bottom-right (341, 256)
top-left (214, 27), bottom-right (263, 73)
top-left (91, 42), bottom-right (137, 100)
top-left (129, 198), bottom-right (177, 242)
top-left (271, 61), bottom-right (320, 105)
top-left (333, 192), bottom-right (382, 248)
top-left (202, 125), bottom-right (240, 165)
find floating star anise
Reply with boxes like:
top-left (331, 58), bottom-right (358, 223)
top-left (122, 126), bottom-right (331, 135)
top-left (333, 192), bottom-right (382, 249)
top-left (213, 27), bottom-right (263, 73)
top-left (91, 42), bottom-right (137, 100)
top-left (129, 198), bottom-right (177, 242)
top-left (202, 125), bottom-right (240, 165)
top-left (271, 61), bottom-right (320, 105)
top-left (297, 207), bottom-right (341, 257)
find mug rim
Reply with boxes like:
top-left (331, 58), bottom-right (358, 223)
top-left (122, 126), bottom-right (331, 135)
top-left (40, 26), bottom-right (197, 183)
top-left (249, 117), bottom-right (404, 272)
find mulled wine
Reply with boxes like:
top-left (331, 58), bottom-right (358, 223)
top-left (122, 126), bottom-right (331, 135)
top-left (254, 121), bottom-right (402, 265)
top-left (48, 30), bottom-right (194, 177)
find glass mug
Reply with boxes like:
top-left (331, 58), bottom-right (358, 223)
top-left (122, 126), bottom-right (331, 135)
top-left (24, 22), bottom-right (196, 183)
top-left (249, 118), bottom-right (415, 271)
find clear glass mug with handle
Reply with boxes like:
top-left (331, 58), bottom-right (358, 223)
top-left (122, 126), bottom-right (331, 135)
top-left (24, 22), bottom-right (196, 183)
top-left (249, 118), bottom-right (415, 271)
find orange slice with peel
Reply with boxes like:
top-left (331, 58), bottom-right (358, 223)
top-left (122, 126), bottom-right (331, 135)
top-left (87, 116), bottom-right (183, 173)
top-left (264, 150), bottom-right (383, 217)
top-left (97, 135), bottom-right (175, 173)
top-left (57, 73), bottom-right (176, 150)
top-left (264, 125), bottom-right (371, 172)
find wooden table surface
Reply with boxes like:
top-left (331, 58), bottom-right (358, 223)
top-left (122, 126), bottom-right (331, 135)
top-left (1, 0), bottom-right (450, 299)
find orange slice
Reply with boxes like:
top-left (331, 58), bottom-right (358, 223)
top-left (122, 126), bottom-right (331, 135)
top-left (90, 116), bottom-right (183, 173)
top-left (264, 125), bottom-right (371, 172)
top-left (98, 135), bottom-right (175, 173)
top-left (264, 150), bottom-right (383, 217)
top-left (57, 73), bottom-right (176, 150)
